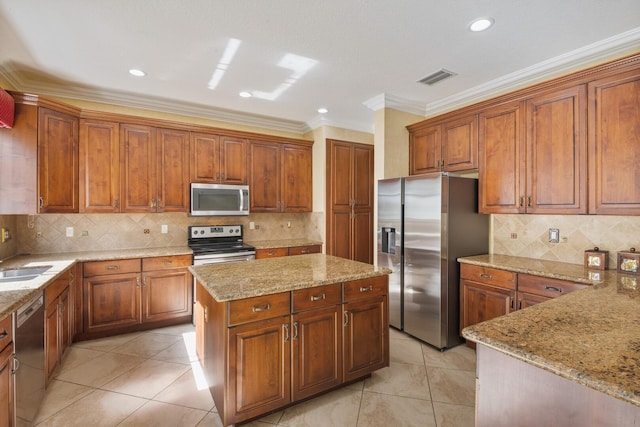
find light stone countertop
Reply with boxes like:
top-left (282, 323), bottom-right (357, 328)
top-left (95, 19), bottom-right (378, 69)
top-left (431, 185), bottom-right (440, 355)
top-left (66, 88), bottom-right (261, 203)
top-left (247, 238), bottom-right (323, 250)
top-left (190, 253), bottom-right (391, 302)
top-left (459, 254), bottom-right (640, 407)
top-left (0, 246), bottom-right (192, 321)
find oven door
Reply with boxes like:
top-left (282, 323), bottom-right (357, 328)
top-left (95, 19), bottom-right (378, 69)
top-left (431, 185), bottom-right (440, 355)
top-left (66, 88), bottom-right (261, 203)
top-left (193, 251), bottom-right (256, 265)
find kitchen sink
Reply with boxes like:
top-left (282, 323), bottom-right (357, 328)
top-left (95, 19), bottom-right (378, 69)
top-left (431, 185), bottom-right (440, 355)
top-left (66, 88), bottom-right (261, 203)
top-left (0, 266), bottom-right (52, 282)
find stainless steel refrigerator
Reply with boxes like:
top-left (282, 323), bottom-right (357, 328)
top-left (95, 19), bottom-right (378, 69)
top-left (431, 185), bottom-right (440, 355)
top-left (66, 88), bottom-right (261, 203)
top-left (377, 173), bottom-right (489, 349)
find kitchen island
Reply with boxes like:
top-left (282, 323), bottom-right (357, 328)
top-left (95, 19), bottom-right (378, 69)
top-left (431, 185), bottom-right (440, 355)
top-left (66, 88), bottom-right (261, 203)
top-left (190, 254), bottom-right (391, 426)
top-left (460, 255), bottom-right (640, 427)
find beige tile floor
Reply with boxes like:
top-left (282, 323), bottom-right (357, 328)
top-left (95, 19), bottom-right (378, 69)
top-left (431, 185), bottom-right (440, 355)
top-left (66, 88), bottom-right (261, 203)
top-left (34, 324), bottom-right (476, 427)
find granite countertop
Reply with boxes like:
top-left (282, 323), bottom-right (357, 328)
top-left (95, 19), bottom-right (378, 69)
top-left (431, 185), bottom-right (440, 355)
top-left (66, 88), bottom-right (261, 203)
top-left (190, 253), bottom-right (391, 302)
top-left (459, 254), bottom-right (640, 407)
top-left (247, 238), bottom-right (324, 250)
top-left (0, 246), bottom-right (192, 320)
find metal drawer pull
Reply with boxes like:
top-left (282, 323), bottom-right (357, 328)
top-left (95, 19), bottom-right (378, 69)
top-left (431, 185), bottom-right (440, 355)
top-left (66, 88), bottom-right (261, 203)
top-left (106, 265), bottom-right (120, 270)
top-left (360, 286), bottom-right (373, 292)
top-left (545, 286), bottom-right (563, 293)
top-left (311, 293), bottom-right (326, 301)
top-left (0, 330), bottom-right (7, 339)
top-left (480, 273), bottom-right (492, 279)
top-left (252, 303), bottom-right (271, 312)
top-left (293, 321), bottom-right (299, 340)
top-left (163, 260), bottom-right (174, 265)
top-left (283, 324), bottom-right (290, 343)
top-left (344, 311), bottom-right (349, 326)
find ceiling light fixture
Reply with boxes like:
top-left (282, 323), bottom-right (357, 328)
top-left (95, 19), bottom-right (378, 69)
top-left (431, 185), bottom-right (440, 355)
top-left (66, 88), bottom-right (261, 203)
top-left (469, 17), bottom-right (494, 32)
top-left (239, 91), bottom-right (252, 98)
top-left (317, 108), bottom-right (328, 114)
top-left (129, 68), bottom-right (146, 77)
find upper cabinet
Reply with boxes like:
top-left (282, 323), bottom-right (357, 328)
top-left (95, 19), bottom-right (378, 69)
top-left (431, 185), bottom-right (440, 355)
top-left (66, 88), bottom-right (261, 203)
top-left (408, 113), bottom-right (478, 175)
top-left (190, 132), bottom-right (248, 184)
top-left (588, 69), bottom-right (640, 215)
top-left (249, 140), bottom-right (313, 213)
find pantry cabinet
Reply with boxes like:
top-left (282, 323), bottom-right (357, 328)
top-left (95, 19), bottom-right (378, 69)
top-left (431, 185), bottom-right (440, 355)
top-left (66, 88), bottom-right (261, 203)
top-left (190, 132), bottom-right (248, 184)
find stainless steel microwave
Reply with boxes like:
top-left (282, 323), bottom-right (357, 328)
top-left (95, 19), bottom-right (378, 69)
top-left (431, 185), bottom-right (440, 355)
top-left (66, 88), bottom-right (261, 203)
top-left (190, 183), bottom-right (249, 216)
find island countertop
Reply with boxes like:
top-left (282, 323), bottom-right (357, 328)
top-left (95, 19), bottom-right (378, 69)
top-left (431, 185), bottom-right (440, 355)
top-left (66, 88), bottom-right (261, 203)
top-left (459, 254), bottom-right (640, 407)
top-left (189, 253), bottom-right (391, 302)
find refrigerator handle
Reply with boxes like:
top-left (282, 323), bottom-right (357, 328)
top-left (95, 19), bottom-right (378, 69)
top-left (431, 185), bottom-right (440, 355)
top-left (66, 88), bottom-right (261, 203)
top-left (381, 227), bottom-right (396, 254)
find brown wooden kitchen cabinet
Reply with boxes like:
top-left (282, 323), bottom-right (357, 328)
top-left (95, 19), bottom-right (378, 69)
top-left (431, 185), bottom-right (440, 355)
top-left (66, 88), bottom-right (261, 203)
top-left (79, 119), bottom-right (121, 212)
top-left (0, 314), bottom-right (14, 427)
top-left (249, 140), bottom-right (313, 213)
top-left (255, 244), bottom-right (322, 259)
top-left (120, 125), bottom-right (190, 213)
top-left (190, 132), bottom-right (248, 184)
top-left (44, 269), bottom-right (72, 383)
top-left (588, 69), bottom-right (640, 215)
top-left (408, 114), bottom-right (478, 175)
top-left (38, 108), bottom-right (80, 213)
top-left (326, 139), bottom-right (374, 264)
top-left (141, 255), bottom-right (193, 323)
top-left (516, 274), bottom-right (587, 310)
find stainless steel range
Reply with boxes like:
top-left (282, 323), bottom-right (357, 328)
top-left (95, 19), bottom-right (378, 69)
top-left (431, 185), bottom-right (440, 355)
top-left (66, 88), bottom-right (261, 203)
top-left (188, 225), bottom-right (256, 265)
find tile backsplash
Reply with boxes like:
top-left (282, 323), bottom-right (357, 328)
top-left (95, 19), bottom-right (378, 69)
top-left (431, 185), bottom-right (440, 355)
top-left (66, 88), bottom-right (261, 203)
top-left (492, 214), bottom-right (640, 268)
top-left (15, 212), bottom-right (323, 255)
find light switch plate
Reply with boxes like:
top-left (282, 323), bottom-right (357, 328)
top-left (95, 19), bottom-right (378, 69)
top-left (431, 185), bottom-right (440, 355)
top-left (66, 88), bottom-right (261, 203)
top-left (66, 227), bottom-right (74, 237)
top-left (548, 228), bottom-right (559, 243)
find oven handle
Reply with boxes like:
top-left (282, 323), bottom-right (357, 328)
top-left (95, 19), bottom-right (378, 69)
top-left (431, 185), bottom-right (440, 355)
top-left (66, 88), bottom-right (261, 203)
top-left (193, 253), bottom-right (256, 265)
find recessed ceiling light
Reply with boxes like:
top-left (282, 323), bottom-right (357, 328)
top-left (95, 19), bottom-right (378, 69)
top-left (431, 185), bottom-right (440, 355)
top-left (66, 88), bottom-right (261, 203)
top-left (469, 18), bottom-right (494, 32)
top-left (129, 69), bottom-right (146, 77)
top-left (317, 108), bottom-right (328, 114)
top-left (239, 91), bottom-right (252, 98)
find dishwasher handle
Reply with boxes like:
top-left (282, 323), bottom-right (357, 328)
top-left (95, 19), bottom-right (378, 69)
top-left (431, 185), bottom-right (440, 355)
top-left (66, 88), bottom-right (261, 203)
top-left (16, 293), bottom-right (44, 328)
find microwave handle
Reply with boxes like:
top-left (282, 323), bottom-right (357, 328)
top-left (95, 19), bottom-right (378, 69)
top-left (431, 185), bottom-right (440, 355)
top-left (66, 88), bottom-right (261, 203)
top-left (239, 189), bottom-right (244, 211)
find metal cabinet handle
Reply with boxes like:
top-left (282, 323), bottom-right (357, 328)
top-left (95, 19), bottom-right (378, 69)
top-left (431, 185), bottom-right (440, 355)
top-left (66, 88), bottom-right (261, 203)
top-left (344, 311), bottom-right (349, 327)
top-left (283, 323), bottom-right (290, 343)
top-left (545, 286), bottom-right (563, 293)
top-left (518, 299), bottom-right (523, 310)
top-left (204, 307), bottom-right (208, 322)
top-left (510, 297), bottom-right (515, 311)
top-left (293, 321), bottom-right (299, 340)
top-left (0, 330), bottom-right (8, 339)
top-left (252, 303), bottom-right (271, 313)
top-left (114, 199), bottom-right (119, 209)
top-left (519, 197), bottom-right (524, 207)
top-left (143, 277), bottom-right (147, 287)
top-left (310, 293), bottom-right (326, 301)
top-left (527, 196), bottom-right (532, 207)
top-left (163, 260), bottom-right (174, 265)
top-left (301, 249), bottom-right (310, 254)
top-left (480, 273), bottom-right (492, 279)
top-left (360, 285), bottom-right (373, 292)
top-left (106, 265), bottom-right (120, 270)
top-left (136, 277), bottom-right (140, 288)
top-left (39, 196), bottom-right (44, 208)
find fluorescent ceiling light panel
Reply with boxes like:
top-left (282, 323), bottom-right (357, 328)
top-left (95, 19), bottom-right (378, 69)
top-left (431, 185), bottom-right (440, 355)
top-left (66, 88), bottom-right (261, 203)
top-left (208, 38), bottom-right (242, 90)
top-left (252, 53), bottom-right (318, 101)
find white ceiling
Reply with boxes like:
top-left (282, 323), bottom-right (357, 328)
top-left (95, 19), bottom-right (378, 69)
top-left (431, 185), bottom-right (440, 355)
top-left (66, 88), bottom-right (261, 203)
top-left (1, 1), bottom-right (639, 134)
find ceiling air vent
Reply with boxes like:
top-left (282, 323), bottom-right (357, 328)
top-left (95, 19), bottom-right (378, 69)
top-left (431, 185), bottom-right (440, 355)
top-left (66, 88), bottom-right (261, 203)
top-left (418, 69), bottom-right (457, 86)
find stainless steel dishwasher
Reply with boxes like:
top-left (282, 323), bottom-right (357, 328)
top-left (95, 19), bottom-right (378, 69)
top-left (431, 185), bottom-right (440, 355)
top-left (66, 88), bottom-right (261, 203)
top-left (14, 292), bottom-right (45, 427)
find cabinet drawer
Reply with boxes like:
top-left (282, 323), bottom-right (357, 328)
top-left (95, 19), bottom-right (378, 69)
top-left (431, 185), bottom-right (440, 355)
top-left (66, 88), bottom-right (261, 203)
top-left (288, 245), bottom-right (322, 256)
top-left (292, 283), bottom-right (341, 312)
top-left (255, 248), bottom-right (289, 259)
top-left (343, 276), bottom-right (388, 302)
top-left (83, 258), bottom-right (141, 277)
top-left (228, 292), bottom-right (291, 326)
top-left (518, 274), bottom-right (587, 299)
top-left (142, 255), bottom-right (192, 271)
top-left (0, 314), bottom-right (12, 351)
top-left (45, 269), bottom-right (70, 307)
top-left (460, 264), bottom-right (516, 290)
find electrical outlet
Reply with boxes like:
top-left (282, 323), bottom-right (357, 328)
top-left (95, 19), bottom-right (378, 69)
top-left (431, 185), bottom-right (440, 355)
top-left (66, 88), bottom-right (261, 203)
top-left (549, 228), bottom-right (560, 243)
top-left (510, 233), bottom-right (518, 239)
top-left (249, 221), bottom-right (255, 230)
top-left (161, 224), bottom-right (168, 234)
top-left (144, 229), bottom-right (150, 234)
top-left (2, 228), bottom-right (11, 242)
top-left (82, 230), bottom-right (89, 237)
top-left (66, 227), bottom-right (74, 237)
top-left (287, 221), bottom-right (291, 228)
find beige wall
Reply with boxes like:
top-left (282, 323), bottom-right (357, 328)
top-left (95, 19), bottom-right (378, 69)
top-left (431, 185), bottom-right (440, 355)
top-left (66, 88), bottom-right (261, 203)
top-left (374, 108), bottom-right (423, 181)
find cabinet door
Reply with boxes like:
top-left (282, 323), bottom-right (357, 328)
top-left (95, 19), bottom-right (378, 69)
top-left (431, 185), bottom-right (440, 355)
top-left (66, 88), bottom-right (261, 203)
top-left (353, 145), bottom-right (373, 210)
top-left (327, 141), bottom-right (353, 209)
top-left (255, 247), bottom-right (289, 259)
top-left (526, 85), bottom-right (587, 214)
top-left (45, 300), bottom-right (60, 382)
top-left (190, 132), bottom-right (220, 183)
top-left (328, 211), bottom-right (352, 260)
top-left (121, 124), bottom-right (157, 212)
top-left (461, 280), bottom-right (514, 331)
top-left (79, 119), bottom-right (120, 212)
top-left (443, 115), bottom-right (478, 171)
top-left (228, 316), bottom-right (291, 422)
top-left (478, 101), bottom-right (526, 214)
top-left (38, 107), bottom-right (79, 213)
top-left (220, 136), bottom-right (248, 184)
top-left (60, 287), bottom-right (71, 357)
top-left (249, 141), bottom-right (281, 212)
top-left (157, 128), bottom-right (190, 212)
top-left (84, 273), bottom-right (141, 333)
top-left (409, 125), bottom-right (441, 175)
top-left (343, 295), bottom-right (389, 382)
top-left (292, 306), bottom-right (342, 401)
top-left (142, 269), bottom-right (193, 322)
top-left (0, 344), bottom-right (14, 427)
top-left (517, 291), bottom-right (549, 310)
top-left (281, 144), bottom-right (312, 212)
top-left (352, 210), bottom-right (373, 264)
top-left (588, 70), bottom-right (640, 214)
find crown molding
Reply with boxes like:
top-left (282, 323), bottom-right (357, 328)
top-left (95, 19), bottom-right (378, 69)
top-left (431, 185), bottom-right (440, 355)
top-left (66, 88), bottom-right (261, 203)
top-left (363, 93), bottom-right (426, 116)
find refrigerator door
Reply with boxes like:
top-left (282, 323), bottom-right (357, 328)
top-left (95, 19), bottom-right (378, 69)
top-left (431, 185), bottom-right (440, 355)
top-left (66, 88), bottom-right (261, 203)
top-left (377, 178), bottom-right (403, 329)
top-left (403, 174), bottom-right (443, 346)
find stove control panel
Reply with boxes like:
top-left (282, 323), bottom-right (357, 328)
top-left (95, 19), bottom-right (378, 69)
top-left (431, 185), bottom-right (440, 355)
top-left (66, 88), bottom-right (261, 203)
top-left (189, 225), bottom-right (243, 239)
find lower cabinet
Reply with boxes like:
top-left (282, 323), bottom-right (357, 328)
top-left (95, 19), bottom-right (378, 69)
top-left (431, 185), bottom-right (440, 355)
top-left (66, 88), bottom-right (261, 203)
top-left (0, 315), bottom-right (14, 427)
top-left (45, 269), bottom-right (72, 383)
top-left (81, 255), bottom-right (192, 339)
top-left (196, 276), bottom-right (388, 426)
top-left (255, 244), bottom-right (322, 259)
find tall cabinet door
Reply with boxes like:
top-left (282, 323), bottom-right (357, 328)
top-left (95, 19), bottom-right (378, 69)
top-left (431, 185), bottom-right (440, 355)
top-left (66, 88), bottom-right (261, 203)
top-left (157, 128), bottom-right (190, 212)
top-left (249, 141), bottom-right (281, 212)
top-left (121, 124), bottom-right (157, 212)
top-left (588, 69), bottom-right (640, 214)
top-left (79, 119), bottom-right (120, 212)
top-left (409, 125), bottom-right (441, 175)
top-left (281, 144), bottom-right (312, 212)
top-left (38, 108), bottom-right (79, 213)
top-left (220, 136), bottom-right (248, 184)
top-left (352, 145), bottom-right (374, 264)
top-left (526, 85), bottom-right (587, 214)
top-left (478, 101), bottom-right (526, 214)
